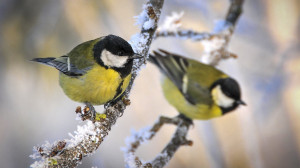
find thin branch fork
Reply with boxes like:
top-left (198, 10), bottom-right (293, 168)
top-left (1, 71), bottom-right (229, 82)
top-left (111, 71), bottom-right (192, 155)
top-left (155, 0), bottom-right (243, 40)
top-left (123, 116), bottom-right (193, 168)
top-left (154, 0), bottom-right (243, 66)
top-left (30, 0), bottom-right (165, 167)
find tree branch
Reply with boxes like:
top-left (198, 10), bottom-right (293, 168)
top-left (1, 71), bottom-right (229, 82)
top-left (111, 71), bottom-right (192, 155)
top-left (155, 0), bottom-right (243, 66)
top-left (122, 116), bottom-right (192, 168)
top-left (226, 0), bottom-right (244, 25)
top-left (123, 0), bottom-right (244, 167)
top-left (30, 0), bottom-right (164, 167)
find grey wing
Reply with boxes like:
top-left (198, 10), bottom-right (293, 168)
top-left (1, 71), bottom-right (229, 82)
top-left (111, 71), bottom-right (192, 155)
top-left (149, 49), bottom-right (197, 104)
top-left (186, 80), bottom-right (213, 105)
top-left (31, 56), bottom-right (91, 77)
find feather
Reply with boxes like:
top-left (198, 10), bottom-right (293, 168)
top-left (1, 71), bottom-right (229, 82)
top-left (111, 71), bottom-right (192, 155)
top-left (149, 49), bottom-right (197, 104)
top-left (31, 56), bottom-right (90, 77)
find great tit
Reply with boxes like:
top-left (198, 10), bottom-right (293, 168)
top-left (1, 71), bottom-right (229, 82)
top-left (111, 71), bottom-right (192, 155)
top-left (32, 35), bottom-right (142, 117)
top-left (149, 49), bottom-right (246, 120)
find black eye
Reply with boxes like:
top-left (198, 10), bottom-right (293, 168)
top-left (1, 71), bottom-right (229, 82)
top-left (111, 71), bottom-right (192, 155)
top-left (118, 51), bottom-right (124, 55)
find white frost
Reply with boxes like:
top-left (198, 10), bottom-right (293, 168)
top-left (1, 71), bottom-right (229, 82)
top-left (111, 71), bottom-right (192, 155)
top-left (30, 120), bottom-right (100, 165)
top-left (213, 20), bottom-right (231, 33)
top-left (127, 126), bottom-right (152, 146)
top-left (29, 141), bottom-right (52, 160)
top-left (29, 151), bottom-right (41, 160)
top-left (134, 3), bottom-right (155, 30)
top-left (143, 19), bottom-right (155, 30)
top-left (130, 33), bottom-right (149, 56)
top-left (122, 126), bottom-right (154, 167)
top-left (200, 20), bottom-right (232, 65)
top-left (124, 153), bottom-right (138, 168)
top-left (66, 120), bottom-right (97, 148)
top-left (201, 36), bottom-right (226, 64)
top-left (201, 37), bottom-right (226, 53)
top-left (158, 11), bottom-right (184, 32)
top-left (134, 5), bottom-right (148, 27)
top-left (30, 160), bottom-right (45, 168)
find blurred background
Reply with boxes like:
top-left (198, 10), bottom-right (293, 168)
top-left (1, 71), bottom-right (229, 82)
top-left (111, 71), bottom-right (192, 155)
top-left (0, 0), bottom-right (299, 167)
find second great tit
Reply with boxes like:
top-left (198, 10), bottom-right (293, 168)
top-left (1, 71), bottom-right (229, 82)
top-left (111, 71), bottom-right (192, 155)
top-left (32, 35), bottom-right (143, 117)
top-left (149, 49), bottom-right (245, 120)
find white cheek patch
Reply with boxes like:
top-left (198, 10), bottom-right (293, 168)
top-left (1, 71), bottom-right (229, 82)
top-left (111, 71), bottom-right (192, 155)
top-left (212, 85), bottom-right (235, 108)
top-left (101, 49), bottom-right (128, 68)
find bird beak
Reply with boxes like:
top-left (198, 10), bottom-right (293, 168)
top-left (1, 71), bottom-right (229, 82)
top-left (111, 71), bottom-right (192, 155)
top-left (131, 53), bottom-right (144, 59)
top-left (237, 100), bottom-right (246, 106)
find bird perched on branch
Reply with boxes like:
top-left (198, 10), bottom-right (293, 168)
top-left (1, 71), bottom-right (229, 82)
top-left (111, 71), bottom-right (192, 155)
top-left (32, 35), bottom-right (143, 118)
top-left (149, 49), bottom-right (245, 120)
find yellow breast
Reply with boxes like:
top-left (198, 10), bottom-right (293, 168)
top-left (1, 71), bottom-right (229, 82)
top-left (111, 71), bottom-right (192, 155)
top-left (162, 78), bottom-right (222, 120)
top-left (59, 65), bottom-right (131, 105)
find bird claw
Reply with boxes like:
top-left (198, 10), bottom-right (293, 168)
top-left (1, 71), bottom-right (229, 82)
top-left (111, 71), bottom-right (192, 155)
top-left (177, 113), bottom-right (194, 126)
top-left (85, 103), bottom-right (96, 121)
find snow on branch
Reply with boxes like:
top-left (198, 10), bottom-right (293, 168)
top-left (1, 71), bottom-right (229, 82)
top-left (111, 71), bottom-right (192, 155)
top-left (155, 0), bottom-right (244, 66)
top-left (30, 0), bottom-right (164, 167)
top-left (122, 116), bottom-right (192, 168)
top-left (123, 0), bottom-right (244, 168)
top-left (155, 11), bottom-right (215, 41)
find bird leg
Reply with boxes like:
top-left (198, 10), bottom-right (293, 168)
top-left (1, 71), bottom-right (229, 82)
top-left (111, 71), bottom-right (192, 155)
top-left (104, 92), bottom-right (127, 109)
top-left (85, 102), bottom-right (96, 120)
top-left (177, 113), bottom-right (194, 126)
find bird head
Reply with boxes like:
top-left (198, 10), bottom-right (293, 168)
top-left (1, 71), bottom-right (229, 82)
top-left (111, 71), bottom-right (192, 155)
top-left (210, 77), bottom-right (246, 114)
top-left (93, 34), bottom-right (143, 68)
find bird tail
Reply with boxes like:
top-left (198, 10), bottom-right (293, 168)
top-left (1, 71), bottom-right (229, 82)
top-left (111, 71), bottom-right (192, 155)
top-left (31, 57), bottom-right (56, 66)
top-left (148, 49), bottom-right (189, 77)
top-left (148, 53), bottom-right (160, 67)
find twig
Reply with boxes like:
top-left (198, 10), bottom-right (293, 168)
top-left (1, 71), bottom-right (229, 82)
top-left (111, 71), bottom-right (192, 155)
top-left (122, 116), bottom-right (192, 168)
top-left (226, 0), bottom-right (244, 25)
top-left (155, 30), bottom-right (218, 41)
top-left (30, 0), bottom-right (164, 167)
top-left (155, 0), bottom-right (243, 66)
top-left (201, 0), bottom-right (243, 66)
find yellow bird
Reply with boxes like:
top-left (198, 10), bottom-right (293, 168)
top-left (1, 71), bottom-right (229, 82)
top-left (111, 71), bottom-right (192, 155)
top-left (149, 49), bottom-right (245, 121)
top-left (32, 35), bottom-right (142, 118)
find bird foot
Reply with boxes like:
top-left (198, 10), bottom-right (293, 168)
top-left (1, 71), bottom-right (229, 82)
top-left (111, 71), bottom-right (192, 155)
top-left (84, 103), bottom-right (96, 121)
top-left (177, 114), bottom-right (194, 127)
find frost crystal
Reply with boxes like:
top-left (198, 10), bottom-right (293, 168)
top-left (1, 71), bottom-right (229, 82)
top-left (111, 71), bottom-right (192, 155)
top-left (29, 151), bottom-right (41, 160)
top-left (66, 120), bottom-right (97, 148)
top-left (158, 12), bottom-right (184, 32)
top-left (134, 3), bottom-right (155, 30)
top-left (134, 5), bottom-right (148, 27)
top-left (30, 160), bottom-right (45, 168)
top-left (213, 20), bottom-right (231, 33)
top-left (124, 153), bottom-right (139, 168)
top-left (130, 33), bottom-right (149, 55)
top-left (201, 37), bottom-right (226, 54)
top-left (122, 126), bottom-right (154, 167)
top-left (125, 126), bottom-right (152, 147)
top-left (143, 19), bottom-right (155, 30)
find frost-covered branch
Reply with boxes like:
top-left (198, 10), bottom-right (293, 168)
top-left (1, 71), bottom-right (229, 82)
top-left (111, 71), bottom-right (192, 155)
top-left (30, 0), bottom-right (164, 167)
top-left (201, 0), bottom-right (243, 66)
top-left (155, 0), bottom-right (244, 66)
top-left (155, 12), bottom-right (216, 41)
top-left (122, 116), bottom-right (192, 168)
top-left (123, 0), bottom-right (244, 168)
